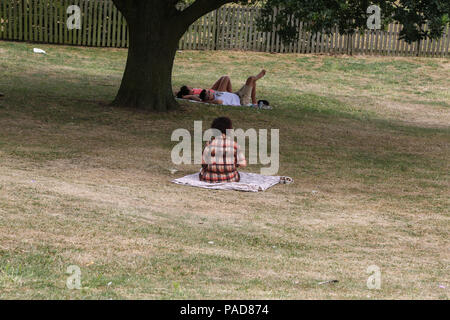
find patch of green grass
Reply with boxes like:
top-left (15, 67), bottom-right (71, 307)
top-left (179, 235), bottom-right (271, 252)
top-left (315, 58), bottom-right (421, 74)
top-left (0, 247), bottom-right (62, 293)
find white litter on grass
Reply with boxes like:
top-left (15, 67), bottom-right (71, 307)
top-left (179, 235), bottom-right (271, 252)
top-left (318, 280), bottom-right (339, 285)
top-left (208, 241), bottom-right (214, 245)
top-left (107, 282), bottom-right (112, 286)
top-left (33, 48), bottom-right (47, 54)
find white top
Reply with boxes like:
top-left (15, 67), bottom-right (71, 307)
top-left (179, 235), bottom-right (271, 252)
top-left (214, 91), bottom-right (241, 106)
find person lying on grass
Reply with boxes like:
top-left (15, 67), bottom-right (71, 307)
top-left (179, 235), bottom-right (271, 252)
top-left (199, 70), bottom-right (266, 107)
top-left (200, 117), bottom-right (247, 183)
top-left (176, 75), bottom-right (234, 101)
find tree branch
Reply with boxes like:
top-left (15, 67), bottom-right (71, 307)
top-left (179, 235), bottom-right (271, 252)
top-left (177, 0), bottom-right (235, 29)
top-left (111, 0), bottom-right (129, 15)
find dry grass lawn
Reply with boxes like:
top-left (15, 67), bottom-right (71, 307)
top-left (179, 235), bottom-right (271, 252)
top-left (0, 41), bottom-right (449, 299)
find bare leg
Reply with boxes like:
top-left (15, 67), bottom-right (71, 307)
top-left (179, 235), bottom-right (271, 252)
top-left (245, 70), bottom-right (266, 105)
top-left (255, 69), bottom-right (266, 81)
top-left (244, 77), bottom-right (258, 105)
top-left (226, 78), bottom-right (232, 92)
top-left (251, 84), bottom-right (257, 105)
top-left (251, 70), bottom-right (266, 104)
top-left (211, 76), bottom-right (225, 90)
top-left (211, 76), bottom-right (233, 92)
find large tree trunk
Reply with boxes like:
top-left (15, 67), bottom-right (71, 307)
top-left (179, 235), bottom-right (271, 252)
top-left (112, 2), bottom-right (182, 111)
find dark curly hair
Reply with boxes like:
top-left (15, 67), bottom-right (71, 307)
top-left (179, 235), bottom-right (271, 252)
top-left (199, 89), bottom-right (208, 101)
top-left (211, 117), bottom-right (233, 134)
top-left (176, 86), bottom-right (190, 99)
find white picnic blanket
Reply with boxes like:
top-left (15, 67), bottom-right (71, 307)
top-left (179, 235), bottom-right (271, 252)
top-left (176, 97), bottom-right (243, 107)
top-left (175, 98), bottom-right (272, 109)
top-left (172, 171), bottom-right (282, 192)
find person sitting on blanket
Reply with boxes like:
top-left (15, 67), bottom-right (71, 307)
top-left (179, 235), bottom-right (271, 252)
top-left (176, 75), bottom-right (233, 101)
top-left (200, 117), bottom-right (247, 183)
top-left (199, 70), bottom-right (266, 106)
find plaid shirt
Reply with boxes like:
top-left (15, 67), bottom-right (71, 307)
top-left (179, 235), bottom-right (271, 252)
top-left (199, 134), bottom-right (247, 183)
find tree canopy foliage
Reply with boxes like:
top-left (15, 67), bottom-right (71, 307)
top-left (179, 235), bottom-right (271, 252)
top-left (175, 0), bottom-right (450, 43)
top-left (257, 0), bottom-right (450, 43)
top-left (178, 0), bottom-right (450, 42)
